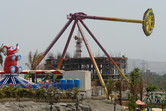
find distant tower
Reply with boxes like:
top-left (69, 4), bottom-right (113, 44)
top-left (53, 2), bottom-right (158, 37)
top-left (74, 31), bottom-right (83, 58)
top-left (140, 60), bottom-right (148, 74)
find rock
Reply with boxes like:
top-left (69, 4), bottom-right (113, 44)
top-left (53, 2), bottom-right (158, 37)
top-left (104, 100), bottom-right (112, 104)
top-left (66, 103), bottom-right (73, 107)
top-left (5, 102), bottom-right (11, 107)
top-left (79, 104), bottom-right (92, 111)
top-left (59, 103), bottom-right (68, 106)
top-left (64, 107), bottom-right (74, 111)
top-left (18, 104), bottom-right (24, 108)
top-left (0, 99), bottom-right (125, 111)
top-left (54, 105), bottom-right (60, 111)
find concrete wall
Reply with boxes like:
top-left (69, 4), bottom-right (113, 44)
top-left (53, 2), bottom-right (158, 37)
top-left (63, 70), bottom-right (91, 98)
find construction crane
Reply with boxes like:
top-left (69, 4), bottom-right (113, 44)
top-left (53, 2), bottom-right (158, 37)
top-left (33, 8), bottom-right (155, 99)
top-left (74, 31), bottom-right (83, 58)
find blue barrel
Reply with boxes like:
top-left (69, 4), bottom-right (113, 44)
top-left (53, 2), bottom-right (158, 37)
top-left (67, 78), bottom-right (73, 90)
top-left (60, 78), bottom-right (66, 90)
top-left (74, 78), bottom-right (80, 89)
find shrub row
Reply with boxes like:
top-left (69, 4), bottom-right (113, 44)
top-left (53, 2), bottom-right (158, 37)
top-left (0, 84), bottom-right (80, 101)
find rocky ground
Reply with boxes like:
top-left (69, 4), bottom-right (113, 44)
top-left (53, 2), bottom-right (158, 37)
top-left (0, 99), bottom-right (124, 111)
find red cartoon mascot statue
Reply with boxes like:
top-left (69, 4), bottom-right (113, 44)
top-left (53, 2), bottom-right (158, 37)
top-left (3, 44), bottom-right (22, 74)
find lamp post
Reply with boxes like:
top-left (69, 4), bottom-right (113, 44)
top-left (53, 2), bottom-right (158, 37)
top-left (161, 100), bottom-right (165, 111)
top-left (110, 94), bottom-right (113, 103)
top-left (76, 97), bottom-right (79, 111)
top-left (44, 91), bottom-right (54, 111)
top-left (113, 102), bottom-right (116, 111)
top-left (55, 89), bottom-right (61, 103)
top-left (80, 93), bottom-right (84, 101)
top-left (110, 94), bottom-right (117, 111)
top-left (72, 92), bottom-right (85, 111)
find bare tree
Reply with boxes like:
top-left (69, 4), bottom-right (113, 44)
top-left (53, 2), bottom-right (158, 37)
top-left (138, 77), bottom-right (144, 101)
top-left (115, 77), bottom-right (128, 105)
top-left (65, 52), bottom-right (70, 59)
top-left (48, 53), bottom-right (55, 59)
top-left (0, 46), bottom-right (4, 67)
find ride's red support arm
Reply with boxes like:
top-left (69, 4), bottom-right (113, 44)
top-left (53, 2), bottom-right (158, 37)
top-left (57, 20), bottom-right (77, 69)
top-left (34, 19), bottom-right (73, 69)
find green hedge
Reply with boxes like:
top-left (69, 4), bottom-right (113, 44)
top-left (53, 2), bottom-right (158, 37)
top-left (0, 85), bottom-right (80, 101)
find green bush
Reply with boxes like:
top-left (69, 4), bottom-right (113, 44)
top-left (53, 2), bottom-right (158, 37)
top-left (34, 87), bottom-right (46, 99)
top-left (16, 88), bottom-right (31, 98)
top-left (0, 89), bottom-right (5, 99)
top-left (0, 84), bottom-right (81, 101)
top-left (2, 85), bottom-right (17, 98)
top-left (72, 88), bottom-right (80, 99)
top-left (65, 89), bottom-right (72, 98)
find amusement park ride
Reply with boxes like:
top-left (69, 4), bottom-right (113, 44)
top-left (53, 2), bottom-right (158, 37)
top-left (0, 43), bottom-right (61, 88)
top-left (0, 9), bottom-right (154, 99)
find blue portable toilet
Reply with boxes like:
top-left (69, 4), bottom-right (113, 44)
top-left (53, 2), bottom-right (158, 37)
top-left (67, 78), bottom-right (73, 90)
top-left (60, 78), bottom-right (66, 90)
top-left (74, 78), bottom-right (80, 89)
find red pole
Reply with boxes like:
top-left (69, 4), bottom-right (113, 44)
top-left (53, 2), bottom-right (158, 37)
top-left (34, 19), bottom-right (73, 69)
top-left (57, 20), bottom-right (77, 69)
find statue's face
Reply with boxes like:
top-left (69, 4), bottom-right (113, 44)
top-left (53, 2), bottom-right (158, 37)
top-left (3, 45), bottom-right (19, 56)
top-left (8, 48), bottom-right (14, 55)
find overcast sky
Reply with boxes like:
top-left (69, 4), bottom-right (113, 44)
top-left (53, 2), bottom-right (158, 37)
top-left (0, 0), bottom-right (165, 67)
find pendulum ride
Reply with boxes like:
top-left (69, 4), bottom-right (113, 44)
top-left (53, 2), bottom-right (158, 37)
top-left (16, 9), bottom-right (155, 97)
